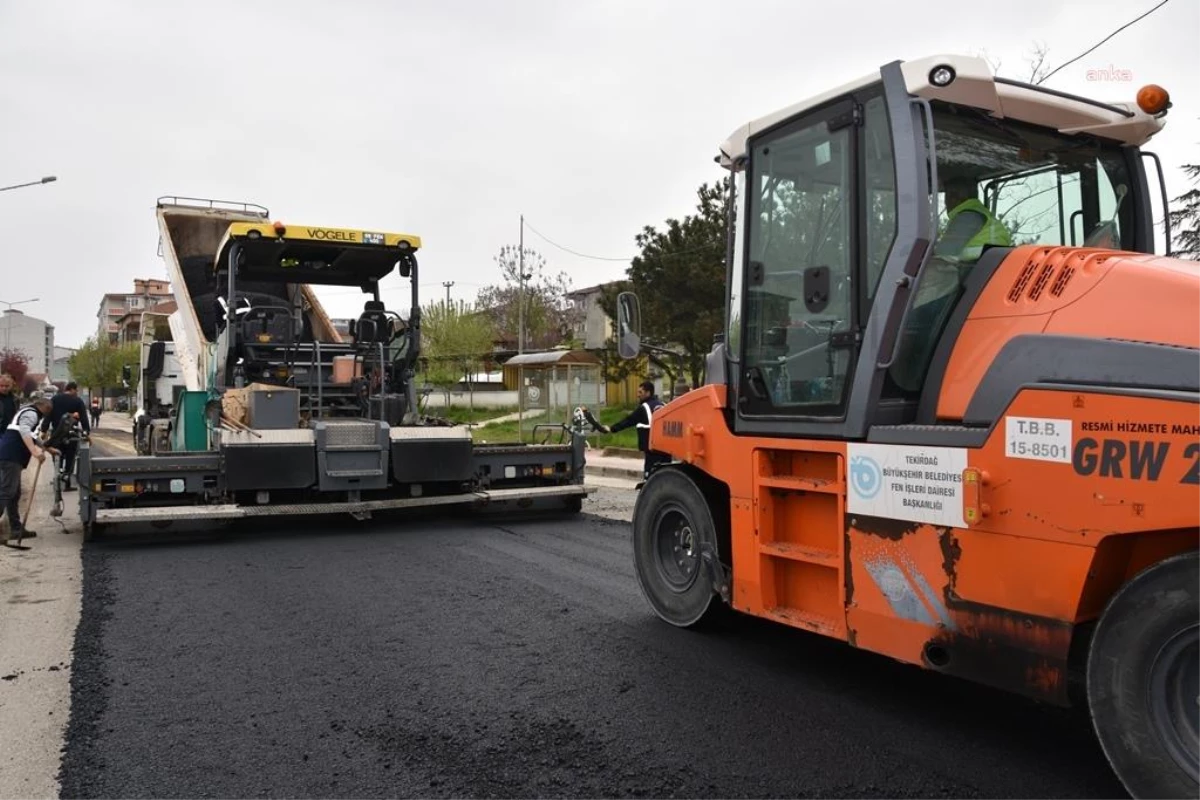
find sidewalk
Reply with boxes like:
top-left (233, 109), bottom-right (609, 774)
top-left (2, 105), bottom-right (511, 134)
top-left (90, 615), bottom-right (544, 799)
top-left (0, 455), bottom-right (83, 799)
top-left (467, 408), bottom-right (545, 426)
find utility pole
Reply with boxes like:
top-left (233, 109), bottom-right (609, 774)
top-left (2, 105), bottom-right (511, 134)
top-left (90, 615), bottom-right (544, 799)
top-left (442, 281), bottom-right (454, 306)
top-left (518, 214), bottom-right (525, 354)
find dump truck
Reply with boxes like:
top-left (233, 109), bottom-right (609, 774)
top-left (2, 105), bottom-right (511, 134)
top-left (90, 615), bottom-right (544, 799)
top-left (615, 55), bottom-right (1198, 799)
top-left (78, 197), bottom-right (592, 536)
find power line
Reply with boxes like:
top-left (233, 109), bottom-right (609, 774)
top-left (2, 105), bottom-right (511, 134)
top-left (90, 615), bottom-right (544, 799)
top-left (315, 281), bottom-right (483, 298)
top-left (1037, 0), bottom-right (1172, 84)
top-left (522, 216), bottom-right (721, 263)
top-left (521, 218), bottom-right (631, 261)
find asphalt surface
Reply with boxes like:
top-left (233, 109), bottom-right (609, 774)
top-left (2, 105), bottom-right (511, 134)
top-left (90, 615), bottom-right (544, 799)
top-left (59, 486), bottom-right (1128, 799)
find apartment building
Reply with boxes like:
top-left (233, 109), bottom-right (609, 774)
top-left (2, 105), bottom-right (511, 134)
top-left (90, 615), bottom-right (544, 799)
top-left (96, 278), bottom-right (174, 344)
top-left (564, 282), bottom-right (618, 350)
top-left (0, 309), bottom-right (55, 375)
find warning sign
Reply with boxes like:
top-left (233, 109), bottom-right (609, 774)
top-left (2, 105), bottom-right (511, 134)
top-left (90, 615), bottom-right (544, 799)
top-left (846, 443), bottom-right (967, 528)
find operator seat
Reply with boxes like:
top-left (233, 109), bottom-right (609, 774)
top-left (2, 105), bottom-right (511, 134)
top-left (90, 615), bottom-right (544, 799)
top-left (238, 293), bottom-right (293, 346)
top-left (355, 300), bottom-right (392, 347)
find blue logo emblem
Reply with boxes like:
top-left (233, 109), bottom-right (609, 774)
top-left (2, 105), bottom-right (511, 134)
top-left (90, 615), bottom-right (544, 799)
top-left (849, 456), bottom-right (882, 499)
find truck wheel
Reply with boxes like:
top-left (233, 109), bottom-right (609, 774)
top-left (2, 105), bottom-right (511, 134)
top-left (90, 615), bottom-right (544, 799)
top-left (631, 468), bottom-right (722, 628)
top-left (1087, 550), bottom-right (1198, 799)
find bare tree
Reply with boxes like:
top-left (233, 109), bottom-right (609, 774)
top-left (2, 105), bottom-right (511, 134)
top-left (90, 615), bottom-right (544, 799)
top-left (1026, 41), bottom-right (1051, 84)
top-left (974, 42), bottom-right (1051, 84)
top-left (974, 48), bottom-right (1002, 75)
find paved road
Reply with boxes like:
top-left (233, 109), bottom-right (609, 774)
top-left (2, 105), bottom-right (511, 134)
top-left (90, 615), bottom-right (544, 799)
top-left (59, 489), bottom-right (1127, 799)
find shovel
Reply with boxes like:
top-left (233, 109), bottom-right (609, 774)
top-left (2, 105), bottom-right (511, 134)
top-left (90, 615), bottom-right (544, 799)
top-left (4, 458), bottom-right (43, 551)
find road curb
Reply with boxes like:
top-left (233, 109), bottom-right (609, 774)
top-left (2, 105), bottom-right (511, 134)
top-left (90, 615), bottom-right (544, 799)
top-left (585, 464), bottom-right (642, 480)
top-left (602, 447), bottom-right (642, 459)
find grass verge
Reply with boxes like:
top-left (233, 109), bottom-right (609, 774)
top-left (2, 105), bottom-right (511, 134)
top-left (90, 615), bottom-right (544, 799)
top-left (469, 405), bottom-right (641, 449)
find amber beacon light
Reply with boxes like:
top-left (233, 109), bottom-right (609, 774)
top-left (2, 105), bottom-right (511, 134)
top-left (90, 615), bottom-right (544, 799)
top-left (1136, 84), bottom-right (1170, 115)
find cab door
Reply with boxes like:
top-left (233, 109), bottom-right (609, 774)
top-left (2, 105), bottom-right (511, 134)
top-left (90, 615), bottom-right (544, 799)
top-left (719, 68), bottom-right (931, 636)
top-left (728, 64), bottom-right (929, 441)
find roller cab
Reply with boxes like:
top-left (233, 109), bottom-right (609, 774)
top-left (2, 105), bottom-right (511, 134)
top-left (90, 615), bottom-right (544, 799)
top-left (616, 55), bottom-right (1197, 800)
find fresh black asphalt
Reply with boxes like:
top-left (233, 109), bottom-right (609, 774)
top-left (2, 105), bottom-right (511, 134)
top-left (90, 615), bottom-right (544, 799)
top-left (59, 498), bottom-right (1128, 798)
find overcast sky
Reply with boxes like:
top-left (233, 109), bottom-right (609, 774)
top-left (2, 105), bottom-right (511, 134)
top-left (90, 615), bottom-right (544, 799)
top-left (1, 0), bottom-right (1196, 349)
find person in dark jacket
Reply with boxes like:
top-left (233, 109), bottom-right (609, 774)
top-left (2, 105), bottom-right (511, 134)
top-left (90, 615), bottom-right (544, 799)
top-left (600, 380), bottom-right (668, 484)
top-left (0, 374), bottom-right (16, 431)
top-left (41, 382), bottom-right (90, 491)
top-left (1, 392), bottom-right (55, 541)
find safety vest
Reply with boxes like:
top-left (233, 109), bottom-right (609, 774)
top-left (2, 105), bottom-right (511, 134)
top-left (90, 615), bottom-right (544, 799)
top-left (0, 404), bottom-right (42, 466)
top-left (635, 398), bottom-right (663, 429)
top-left (635, 396), bottom-right (664, 451)
top-left (937, 198), bottom-right (1013, 262)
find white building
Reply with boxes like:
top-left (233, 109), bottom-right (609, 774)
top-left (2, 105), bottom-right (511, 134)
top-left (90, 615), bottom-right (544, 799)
top-left (0, 309), bottom-right (54, 375)
top-left (51, 345), bottom-right (77, 384)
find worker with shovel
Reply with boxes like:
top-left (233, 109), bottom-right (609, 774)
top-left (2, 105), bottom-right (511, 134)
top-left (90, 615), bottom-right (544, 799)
top-left (0, 392), bottom-right (56, 546)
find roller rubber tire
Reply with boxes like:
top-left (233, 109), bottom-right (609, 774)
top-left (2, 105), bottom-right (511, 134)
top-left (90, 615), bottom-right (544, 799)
top-left (631, 467), bottom-right (723, 628)
top-left (1087, 550), bottom-right (1198, 799)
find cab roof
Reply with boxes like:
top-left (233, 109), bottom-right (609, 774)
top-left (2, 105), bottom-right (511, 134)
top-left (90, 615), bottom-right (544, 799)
top-left (214, 222), bottom-right (421, 288)
top-left (718, 54), bottom-right (1169, 167)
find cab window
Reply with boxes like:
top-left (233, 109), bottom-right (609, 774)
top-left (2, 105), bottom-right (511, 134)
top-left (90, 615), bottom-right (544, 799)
top-left (887, 101), bottom-right (1134, 393)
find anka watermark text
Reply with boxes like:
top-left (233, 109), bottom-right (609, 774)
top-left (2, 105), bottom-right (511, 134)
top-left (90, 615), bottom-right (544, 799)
top-left (1086, 65), bottom-right (1133, 82)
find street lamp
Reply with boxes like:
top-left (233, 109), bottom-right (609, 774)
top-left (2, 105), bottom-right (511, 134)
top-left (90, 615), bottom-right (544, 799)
top-left (1, 298), bottom-right (40, 353)
top-left (0, 176), bottom-right (57, 193)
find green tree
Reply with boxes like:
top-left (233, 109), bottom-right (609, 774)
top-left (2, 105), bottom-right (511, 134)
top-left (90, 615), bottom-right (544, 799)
top-left (1169, 163), bottom-right (1200, 259)
top-left (70, 337), bottom-right (141, 403)
top-left (607, 178), bottom-right (729, 387)
top-left (477, 245), bottom-right (577, 351)
top-left (419, 299), bottom-right (494, 407)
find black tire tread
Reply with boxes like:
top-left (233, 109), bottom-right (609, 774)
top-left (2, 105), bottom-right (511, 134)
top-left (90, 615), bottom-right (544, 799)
top-left (1087, 549), bottom-right (1198, 799)
top-left (631, 467), bottom-right (726, 628)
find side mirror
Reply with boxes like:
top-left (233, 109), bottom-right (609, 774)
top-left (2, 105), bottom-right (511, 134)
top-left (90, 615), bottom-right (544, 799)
top-left (616, 291), bottom-right (641, 360)
top-left (347, 319), bottom-right (357, 338)
top-left (397, 253), bottom-right (414, 278)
